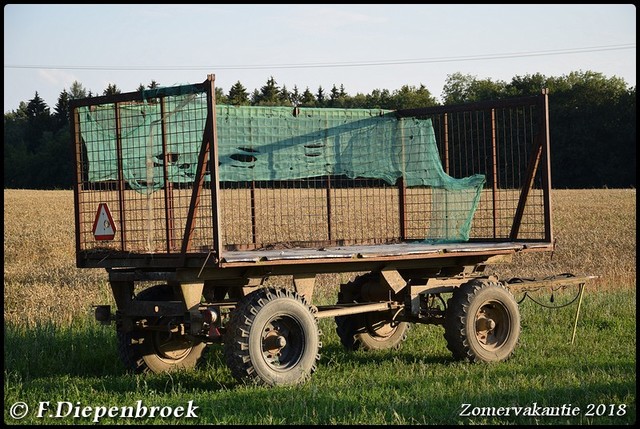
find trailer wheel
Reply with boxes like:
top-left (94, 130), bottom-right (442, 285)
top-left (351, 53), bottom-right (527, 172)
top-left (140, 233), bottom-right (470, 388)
top-left (444, 279), bottom-right (520, 363)
top-left (335, 273), bottom-right (409, 351)
top-left (223, 287), bottom-right (321, 387)
top-left (117, 284), bottom-right (206, 374)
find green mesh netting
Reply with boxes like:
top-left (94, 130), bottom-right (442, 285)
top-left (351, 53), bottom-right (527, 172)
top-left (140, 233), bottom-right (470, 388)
top-left (77, 91), bottom-right (485, 242)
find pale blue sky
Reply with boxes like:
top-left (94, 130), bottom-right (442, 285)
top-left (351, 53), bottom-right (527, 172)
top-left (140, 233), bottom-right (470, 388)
top-left (3, 4), bottom-right (636, 113)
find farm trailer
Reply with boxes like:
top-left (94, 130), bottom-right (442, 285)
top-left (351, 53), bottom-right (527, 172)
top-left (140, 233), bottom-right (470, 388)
top-left (70, 74), bottom-right (590, 387)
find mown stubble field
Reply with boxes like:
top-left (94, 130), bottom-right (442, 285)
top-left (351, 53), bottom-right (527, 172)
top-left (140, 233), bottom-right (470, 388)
top-left (3, 188), bottom-right (636, 425)
top-left (4, 188), bottom-right (635, 325)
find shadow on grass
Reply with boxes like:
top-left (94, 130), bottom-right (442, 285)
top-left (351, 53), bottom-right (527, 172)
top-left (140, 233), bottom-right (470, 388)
top-left (3, 322), bottom-right (241, 393)
top-left (3, 319), bottom-right (450, 377)
top-left (188, 377), bottom-right (636, 425)
top-left (318, 341), bottom-right (454, 367)
top-left (4, 321), bottom-right (123, 378)
top-left (5, 308), bottom-right (635, 420)
top-left (4, 320), bottom-right (635, 424)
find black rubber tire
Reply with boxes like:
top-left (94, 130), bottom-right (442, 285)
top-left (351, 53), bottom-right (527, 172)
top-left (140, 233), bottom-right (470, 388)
top-left (444, 278), bottom-right (520, 363)
top-left (223, 287), bottom-right (321, 387)
top-left (117, 284), bottom-right (206, 374)
top-left (335, 273), bottom-right (409, 351)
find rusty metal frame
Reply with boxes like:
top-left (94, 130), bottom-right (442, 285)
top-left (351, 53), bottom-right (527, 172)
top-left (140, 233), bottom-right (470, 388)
top-left (71, 106), bottom-right (83, 267)
top-left (396, 91), bottom-right (552, 244)
top-left (70, 78), bottom-right (213, 264)
top-left (509, 90), bottom-right (552, 241)
top-left (114, 102), bottom-right (128, 251)
top-left (491, 108), bottom-right (499, 238)
top-left (179, 120), bottom-right (210, 256)
top-left (540, 89), bottom-right (554, 243)
top-left (72, 82), bottom-right (554, 270)
top-left (326, 174), bottom-right (333, 241)
top-left (179, 75), bottom-right (222, 266)
top-left (208, 74), bottom-right (223, 264)
top-left (160, 98), bottom-right (175, 252)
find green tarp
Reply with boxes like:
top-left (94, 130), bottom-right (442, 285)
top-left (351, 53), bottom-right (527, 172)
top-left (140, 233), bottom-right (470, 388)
top-left (77, 93), bottom-right (485, 241)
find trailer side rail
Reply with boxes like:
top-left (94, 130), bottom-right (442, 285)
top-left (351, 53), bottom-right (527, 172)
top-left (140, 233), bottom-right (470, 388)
top-left (71, 76), bottom-right (553, 269)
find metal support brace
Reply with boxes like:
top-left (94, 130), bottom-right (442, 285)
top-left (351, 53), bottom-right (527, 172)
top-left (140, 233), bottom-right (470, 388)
top-left (241, 277), bottom-right (265, 296)
top-left (380, 269), bottom-right (406, 293)
top-left (109, 281), bottom-right (134, 311)
top-left (179, 283), bottom-right (205, 335)
top-left (571, 282), bottom-right (586, 345)
top-left (293, 274), bottom-right (316, 301)
top-left (179, 283), bottom-right (204, 311)
top-left (407, 277), bottom-right (469, 316)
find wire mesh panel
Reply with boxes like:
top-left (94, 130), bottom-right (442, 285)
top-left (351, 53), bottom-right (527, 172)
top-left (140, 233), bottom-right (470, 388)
top-left (72, 79), bottom-right (551, 267)
top-left (215, 105), bottom-right (480, 250)
top-left (221, 178), bottom-right (403, 250)
top-left (72, 83), bottom-right (215, 256)
top-left (416, 98), bottom-right (549, 242)
top-left (216, 106), bottom-right (403, 249)
top-left (216, 103), bottom-right (544, 250)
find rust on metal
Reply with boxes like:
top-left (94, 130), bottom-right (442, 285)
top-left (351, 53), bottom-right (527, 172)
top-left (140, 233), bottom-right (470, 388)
top-left (491, 108), bottom-right (498, 238)
top-left (326, 175), bottom-right (333, 241)
top-left (509, 90), bottom-right (553, 242)
top-left (71, 105), bottom-right (83, 264)
top-left (207, 74), bottom-right (223, 265)
top-left (443, 112), bottom-right (450, 174)
top-left (114, 102), bottom-right (127, 251)
top-left (71, 79), bottom-right (554, 271)
top-left (540, 89), bottom-right (554, 244)
top-left (250, 181), bottom-right (257, 245)
top-left (160, 98), bottom-right (175, 252)
top-left (509, 136), bottom-right (542, 240)
top-left (180, 118), bottom-right (210, 256)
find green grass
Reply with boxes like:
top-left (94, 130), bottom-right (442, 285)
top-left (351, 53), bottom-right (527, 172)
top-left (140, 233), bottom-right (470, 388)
top-left (3, 189), bottom-right (636, 424)
top-left (4, 288), bottom-right (635, 425)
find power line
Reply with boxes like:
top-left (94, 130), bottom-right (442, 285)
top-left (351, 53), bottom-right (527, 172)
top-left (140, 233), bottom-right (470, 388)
top-left (3, 44), bottom-right (635, 71)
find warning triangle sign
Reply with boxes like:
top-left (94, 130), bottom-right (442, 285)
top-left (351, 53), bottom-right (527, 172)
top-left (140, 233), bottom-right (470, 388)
top-left (92, 203), bottom-right (116, 240)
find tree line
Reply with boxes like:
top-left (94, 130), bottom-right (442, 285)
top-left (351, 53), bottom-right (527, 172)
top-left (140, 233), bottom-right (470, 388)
top-left (3, 70), bottom-right (635, 189)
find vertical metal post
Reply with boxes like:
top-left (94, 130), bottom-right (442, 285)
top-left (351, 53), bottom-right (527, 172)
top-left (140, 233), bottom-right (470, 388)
top-left (491, 108), bottom-right (498, 238)
top-left (160, 97), bottom-right (175, 252)
top-left (442, 113), bottom-right (450, 239)
top-left (398, 178), bottom-right (407, 241)
top-left (114, 102), bottom-right (127, 251)
top-left (250, 181), bottom-right (257, 246)
top-left (398, 118), bottom-right (407, 240)
top-left (324, 119), bottom-right (333, 243)
top-left (540, 89), bottom-right (554, 243)
top-left (326, 175), bottom-right (333, 241)
top-left (208, 74), bottom-right (223, 263)
top-left (248, 116), bottom-right (257, 248)
top-left (71, 106), bottom-right (83, 263)
top-left (443, 113), bottom-right (450, 174)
